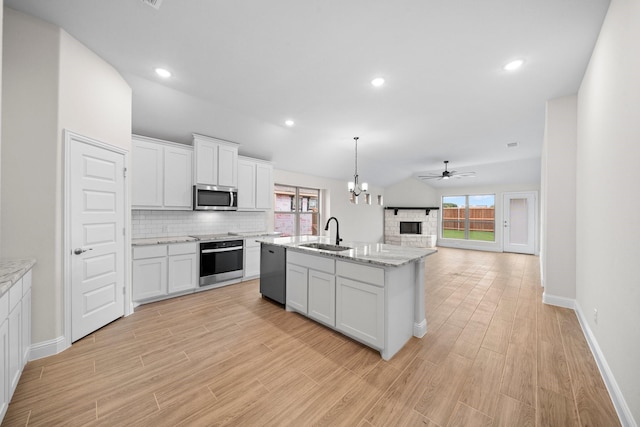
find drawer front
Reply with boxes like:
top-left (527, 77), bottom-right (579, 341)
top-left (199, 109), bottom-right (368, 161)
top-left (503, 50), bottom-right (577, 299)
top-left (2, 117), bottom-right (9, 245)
top-left (288, 250), bottom-right (335, 274)
top-left (9, 278), bottom-right (23, 311)
top-left (244, 238), bottom-right (261, 248)
top-left (336, 261), bottom-right (384, 287)
top-left (133, 244), bottom-right (167, 259)
top-left (168, 242), bottom-right (197, 256)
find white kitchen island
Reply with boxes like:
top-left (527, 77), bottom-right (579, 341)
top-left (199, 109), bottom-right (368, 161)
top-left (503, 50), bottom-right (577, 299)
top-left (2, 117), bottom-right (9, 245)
top-left (256, 236), bottom-right (436, 360)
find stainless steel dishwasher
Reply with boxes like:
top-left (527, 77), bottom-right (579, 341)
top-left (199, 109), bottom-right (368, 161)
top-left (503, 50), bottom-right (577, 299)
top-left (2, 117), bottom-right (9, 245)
top-left (259, 243), bottom-right (286, 304)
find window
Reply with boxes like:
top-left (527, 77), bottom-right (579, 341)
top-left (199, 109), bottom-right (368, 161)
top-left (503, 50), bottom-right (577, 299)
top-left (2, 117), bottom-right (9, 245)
top-left (442, 194), bottom-right (495, 241)
top-left (274, 185), bottom-right (320, 237)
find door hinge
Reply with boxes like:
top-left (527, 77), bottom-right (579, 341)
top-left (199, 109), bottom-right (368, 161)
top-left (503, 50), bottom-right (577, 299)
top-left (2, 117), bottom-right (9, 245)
top-left (123, 167), bottom-right (127, 178)
top-left (122, 287), bottom-right (126, 295)
top-left (123, 227), bottom-right (126, 236)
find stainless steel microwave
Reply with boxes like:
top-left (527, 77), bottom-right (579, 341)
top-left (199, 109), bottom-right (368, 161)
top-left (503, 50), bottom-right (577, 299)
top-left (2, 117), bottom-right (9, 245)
top-left (193, 184), bottom-right (238, 211)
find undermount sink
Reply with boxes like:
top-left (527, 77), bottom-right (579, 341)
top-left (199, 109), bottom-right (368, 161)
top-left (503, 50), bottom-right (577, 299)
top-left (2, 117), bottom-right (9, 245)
top-left (299, 243), bottom-right (352, 252)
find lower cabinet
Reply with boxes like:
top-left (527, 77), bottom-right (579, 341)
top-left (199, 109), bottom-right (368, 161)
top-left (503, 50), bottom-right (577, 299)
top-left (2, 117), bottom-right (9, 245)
top-left (335, 277), bottom-right (384, 348)
top-left (286, 263), bottom-right (308, 313)
top-left (243, 239), bottom-right (260, 279)
top-left (168, 245), bottom-right (198, 294)
top-left (133, 243), bottom-right (197, 302)
top-left (0, 268), bottom-right (32, 422)
top-left (308, 270), bottom-right (336, 327)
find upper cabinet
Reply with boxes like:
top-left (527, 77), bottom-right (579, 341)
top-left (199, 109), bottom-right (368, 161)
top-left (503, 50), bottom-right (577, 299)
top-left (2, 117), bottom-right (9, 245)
top-left (193, 134), bottom-right (239, 188)
top-left (132, 135), bottom-right (193, 210)
top-left (237, 156), bottom-right (273, 211)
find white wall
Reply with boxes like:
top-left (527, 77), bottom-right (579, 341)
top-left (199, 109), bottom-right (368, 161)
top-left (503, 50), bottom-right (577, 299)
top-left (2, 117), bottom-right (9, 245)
top-left (1, 8), bottom-right (62, 342)
top-left (541, 96), bottom-right (577, 305)
top-left (576, 0), bottom-right (640, 423)
top-left (274, 169), bottom-right (384, 243)
top-left (383, 177), bottom-right (439, 207)
top-left (1, 8), bottom-right (131, 347)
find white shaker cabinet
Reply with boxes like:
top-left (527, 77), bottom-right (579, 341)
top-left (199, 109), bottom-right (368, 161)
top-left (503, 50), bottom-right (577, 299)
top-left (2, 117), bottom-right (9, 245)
top-left (132, 137), bottom-right (163, 208)
top-left (237, 156), bottom-right (273, 211)
top-left (193, 133), bottom-right (238, 188)
top-left (286, 251), bottom-right (336, 327)
top-left (0, 267), bottom-right (33, 423)
top-left (163, 145), bottom-right (193, 208)
top-left (308, 270), bottom-right (336, 327)
top-left (243, 238), bottom-right (261, 279)
top-left (336, 276), bottom-right (384, 348)
top-left (21, 271), bottom-right (32, 365)
top-left (133, 243), bottom-right (197, 302)
top-left (168, 244), bottom-right (198, 294)
top-left (132, 135), bottom-right (193, 210)
top-left (0, 293), bottom-right (9, 419)
top-left (132, 245), bottom-right (168, 301)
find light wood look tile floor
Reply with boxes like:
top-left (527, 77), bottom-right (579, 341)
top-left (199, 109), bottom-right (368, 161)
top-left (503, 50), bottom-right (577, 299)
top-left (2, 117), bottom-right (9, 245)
top-left (3, 248), bottom-right (620, 426)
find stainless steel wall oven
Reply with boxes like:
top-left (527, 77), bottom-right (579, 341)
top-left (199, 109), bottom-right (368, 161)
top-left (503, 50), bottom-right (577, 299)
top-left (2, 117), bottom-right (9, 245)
top-left (199, 239), bottom-right (244, 286)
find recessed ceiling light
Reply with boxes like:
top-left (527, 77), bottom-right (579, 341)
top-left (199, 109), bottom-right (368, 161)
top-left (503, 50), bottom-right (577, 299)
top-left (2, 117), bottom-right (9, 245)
top-left (503, 59), bottom-right (524, 71)
top-left (285, 120), bottom-right (294, 127)
top-left (371, 77), bottom-right (385, 87)
top-left (155, 68), bottom-right (171, 78)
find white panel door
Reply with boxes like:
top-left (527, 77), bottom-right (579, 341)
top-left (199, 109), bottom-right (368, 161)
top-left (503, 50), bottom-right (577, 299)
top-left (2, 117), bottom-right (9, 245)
top-left (503, 192), bottom-right (536, 254)
top-left (70, 138), bottom-right (125, 342)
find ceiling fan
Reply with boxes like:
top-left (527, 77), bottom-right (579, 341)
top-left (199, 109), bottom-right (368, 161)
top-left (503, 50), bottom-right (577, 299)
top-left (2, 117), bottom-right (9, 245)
top-left (418, 160), bottom-right (476, 180)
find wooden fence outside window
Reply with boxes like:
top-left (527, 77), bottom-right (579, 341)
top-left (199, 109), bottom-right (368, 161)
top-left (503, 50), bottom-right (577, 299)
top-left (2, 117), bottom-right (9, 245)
top-left (442, 207), bottom-right (495, 232)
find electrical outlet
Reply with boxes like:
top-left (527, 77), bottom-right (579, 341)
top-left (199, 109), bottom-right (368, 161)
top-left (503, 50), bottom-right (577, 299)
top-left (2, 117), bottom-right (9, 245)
top-left (593, 308), bottom-right (598, 324)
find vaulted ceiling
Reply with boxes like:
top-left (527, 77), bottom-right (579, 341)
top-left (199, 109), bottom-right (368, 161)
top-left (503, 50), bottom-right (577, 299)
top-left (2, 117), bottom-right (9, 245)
top-left (6, 0), bottom-right (610, 188)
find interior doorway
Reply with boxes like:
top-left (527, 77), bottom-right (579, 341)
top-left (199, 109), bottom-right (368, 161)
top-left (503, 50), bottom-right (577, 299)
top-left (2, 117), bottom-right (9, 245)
top-left (64, 131), bottom-right (127, 343)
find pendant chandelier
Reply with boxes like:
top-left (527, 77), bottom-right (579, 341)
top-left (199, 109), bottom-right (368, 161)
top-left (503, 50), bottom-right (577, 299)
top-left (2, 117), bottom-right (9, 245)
top-left (347, 137), bottom-right (382, 205)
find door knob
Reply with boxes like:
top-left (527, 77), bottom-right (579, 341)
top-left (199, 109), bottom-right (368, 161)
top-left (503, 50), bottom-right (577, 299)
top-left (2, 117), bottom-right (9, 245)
top-left (74, 247), bottom-right (93, 255)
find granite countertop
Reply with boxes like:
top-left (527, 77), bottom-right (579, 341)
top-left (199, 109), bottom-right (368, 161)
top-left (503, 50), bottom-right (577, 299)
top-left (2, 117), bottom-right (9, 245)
top-left (256, 236), bottom-right (436, 268)
top-left (0, 258), bottom-right (36, 296)
top-left (132, 231), bottom-right (280, 246)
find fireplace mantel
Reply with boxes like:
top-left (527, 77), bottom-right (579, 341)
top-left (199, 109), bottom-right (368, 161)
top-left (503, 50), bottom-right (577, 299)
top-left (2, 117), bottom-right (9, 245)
top-left (384, 207), bottom-right (440, 215)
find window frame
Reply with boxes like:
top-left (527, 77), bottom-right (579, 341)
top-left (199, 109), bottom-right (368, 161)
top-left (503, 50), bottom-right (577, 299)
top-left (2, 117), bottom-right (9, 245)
top-left (274, 184), bottom-right (321, 237)
top-left (441, 194), bottom-right (496, 242)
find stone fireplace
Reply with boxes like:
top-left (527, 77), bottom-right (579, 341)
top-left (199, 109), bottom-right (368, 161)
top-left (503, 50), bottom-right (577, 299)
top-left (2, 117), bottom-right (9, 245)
top-left (384, 207), bottom-right (438, 248)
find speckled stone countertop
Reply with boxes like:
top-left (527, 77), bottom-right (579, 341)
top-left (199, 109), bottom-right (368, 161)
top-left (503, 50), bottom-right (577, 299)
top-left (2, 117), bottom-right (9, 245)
top-left (0, 258), bottom-right (36, 296)
top-left (256, 236), bottom-right (436, 268)
top-left (132, 231), bottom-right (280, 246)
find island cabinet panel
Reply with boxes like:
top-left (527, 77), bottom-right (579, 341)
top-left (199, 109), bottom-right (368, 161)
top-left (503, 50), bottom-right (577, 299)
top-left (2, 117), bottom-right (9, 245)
top-left (336, 276), bottom-right (385, 349)
top-left (307, 270), bottom-right (336, 327)
top-left (0, 293), bottom-right (9, 419)
top-left (286, 264), bottom-right (308, 314)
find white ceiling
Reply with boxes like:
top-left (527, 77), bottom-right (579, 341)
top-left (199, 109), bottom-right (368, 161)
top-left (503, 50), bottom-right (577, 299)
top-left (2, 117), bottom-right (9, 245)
top-left (6, 0), bottom-right (610, 188)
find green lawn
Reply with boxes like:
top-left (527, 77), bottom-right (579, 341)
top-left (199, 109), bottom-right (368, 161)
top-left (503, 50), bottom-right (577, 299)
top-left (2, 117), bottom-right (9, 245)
top-left (442, 229), bottom-right (495, 241)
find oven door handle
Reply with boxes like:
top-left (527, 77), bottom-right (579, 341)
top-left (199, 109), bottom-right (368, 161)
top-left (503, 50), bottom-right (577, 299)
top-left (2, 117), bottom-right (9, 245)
top-left (201, 247), bottom-right (243, 254)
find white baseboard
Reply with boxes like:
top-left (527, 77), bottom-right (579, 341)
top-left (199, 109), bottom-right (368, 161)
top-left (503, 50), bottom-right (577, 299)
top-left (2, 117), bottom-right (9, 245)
top-left (574, 302), bottom-right (637, 427)
top-left (29, 335), bottom-right (69, 361)
top-left (542, 291), bottom-right (575, 309)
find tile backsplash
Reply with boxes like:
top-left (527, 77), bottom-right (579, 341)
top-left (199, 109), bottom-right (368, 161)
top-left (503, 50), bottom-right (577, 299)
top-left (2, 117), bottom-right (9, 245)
top-left (132, 210), bottom-right (268, 239)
